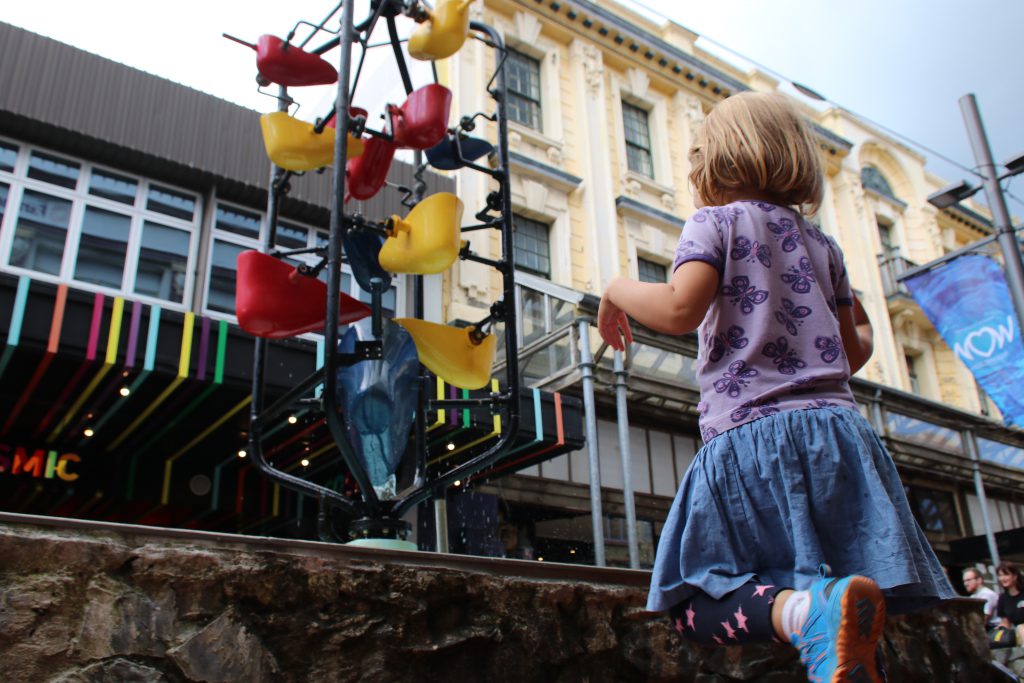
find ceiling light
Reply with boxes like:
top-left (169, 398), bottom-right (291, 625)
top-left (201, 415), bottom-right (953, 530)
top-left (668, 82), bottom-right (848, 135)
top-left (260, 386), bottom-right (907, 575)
top-left (83, 428), bottom-right (94, 438)
top-left (237, 449), bottom-right (247, 458)
top-left (119, 386), bottom-right (131, 397)
top-left (301, 458), bottom-right (310, 467)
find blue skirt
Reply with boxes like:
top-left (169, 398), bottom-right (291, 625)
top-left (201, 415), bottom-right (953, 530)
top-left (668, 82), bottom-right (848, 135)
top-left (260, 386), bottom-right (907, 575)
top-left (647, 407), bottom-right (956, 614)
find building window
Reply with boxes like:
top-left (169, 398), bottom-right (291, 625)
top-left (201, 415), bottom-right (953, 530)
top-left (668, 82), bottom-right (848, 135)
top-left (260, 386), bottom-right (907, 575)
top-left (136, 221), bottom-right (190, 303)
top-left (73, 206), bottom-right (132, 289)
top-left (637, 257), bottom-right (667, 283)
top-left (512, 214), bottom-right (551, 278)
top-left (861, 165), bottom-right (897, 201)
top-left (0, 139), bottom-right (199, 308)
top-left (506, 50), bottom-right (542, 131)
top-left (0, 141), bottom-right (17, 172)
top-left (877, 218), bottom-right (894, 254)
top-left (905, 353), bottom-right (920, 394)
top-left (207, 239), bottom-right (248, 314)
top-left (622, 102), bottom-right (654, 178)
top-left (10, 190), bottom-right (72, 276)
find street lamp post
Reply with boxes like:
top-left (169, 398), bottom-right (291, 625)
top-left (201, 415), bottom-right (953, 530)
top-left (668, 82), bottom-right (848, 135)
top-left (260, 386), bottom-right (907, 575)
top-left (959, 94), bottom-right (1024, 332)
top-left (925, 94), bottom-right (1024, 330)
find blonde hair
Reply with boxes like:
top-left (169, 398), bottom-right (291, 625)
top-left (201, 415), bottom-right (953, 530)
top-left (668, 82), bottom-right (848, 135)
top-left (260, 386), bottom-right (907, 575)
top-left (689, 92), bottom-right (824, 214)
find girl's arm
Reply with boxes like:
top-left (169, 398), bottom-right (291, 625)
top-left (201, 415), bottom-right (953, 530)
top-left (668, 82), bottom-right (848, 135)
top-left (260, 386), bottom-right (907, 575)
top-left (839, 293), bottom-right (873, 374)
top-left (598, 261), bottom-right (719, 350)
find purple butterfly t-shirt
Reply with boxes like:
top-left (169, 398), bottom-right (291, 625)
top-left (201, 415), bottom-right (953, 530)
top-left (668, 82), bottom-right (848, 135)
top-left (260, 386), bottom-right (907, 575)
top-left (673, 200), bottom-right (859, 442)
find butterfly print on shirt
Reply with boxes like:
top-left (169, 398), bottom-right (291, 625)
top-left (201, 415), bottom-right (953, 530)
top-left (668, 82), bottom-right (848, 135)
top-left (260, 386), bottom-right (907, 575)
top-left (731, 236), bottom-right (772, 268)
top-left (721, 276), bottom-right (769, 314)
top-left (815, 335), bottom-right (843, 363)
top-left (804, 223), bottom-right (830, 246)
top-left (747, 201), bottom-right (778, 213)
top-left (767, 217), bottom-right (802, 252)
top-left (781, 257), bottom-right (816, 294)
top-left (762, 336), bottom-right (807, 375)
top-left (775, 298), bottom-right (812, 336)
top-left (730, 397), bottom-right (780, 423)
top-left (807, 398), bottom-right (839, 409)
top-left (708, 325), bottom-right (750, 363)
top-left (710, 205), bottom-right (743, 228)
top-left (713, 360), bottom-right (759, 398)
top-left (788, 376), bottom-right (818, 395)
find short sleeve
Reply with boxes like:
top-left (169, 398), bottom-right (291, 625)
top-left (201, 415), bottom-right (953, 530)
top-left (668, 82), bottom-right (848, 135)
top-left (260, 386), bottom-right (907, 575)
top-left (829, 238), bottom-right (853, 306)
top-left (672, 208), bottom-right (725, 274)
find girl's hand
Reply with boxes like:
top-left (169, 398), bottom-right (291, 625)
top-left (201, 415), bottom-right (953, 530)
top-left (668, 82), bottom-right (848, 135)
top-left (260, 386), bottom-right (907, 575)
top-left (598, 288), bottom-right (633, 351)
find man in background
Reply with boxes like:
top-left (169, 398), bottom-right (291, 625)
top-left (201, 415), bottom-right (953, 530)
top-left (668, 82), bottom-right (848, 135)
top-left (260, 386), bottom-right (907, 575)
top-left (963, 567), bottom-right (1001, 630)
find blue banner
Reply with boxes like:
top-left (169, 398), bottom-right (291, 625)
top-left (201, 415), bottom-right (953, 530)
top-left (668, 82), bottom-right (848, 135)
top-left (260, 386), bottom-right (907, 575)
top-left (904, 253), bottom-right (1024, 427)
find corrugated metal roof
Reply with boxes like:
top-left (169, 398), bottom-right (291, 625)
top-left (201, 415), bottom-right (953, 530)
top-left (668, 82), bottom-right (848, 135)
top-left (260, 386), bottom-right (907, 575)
top-left (0, 21), bottom-right (452, 223)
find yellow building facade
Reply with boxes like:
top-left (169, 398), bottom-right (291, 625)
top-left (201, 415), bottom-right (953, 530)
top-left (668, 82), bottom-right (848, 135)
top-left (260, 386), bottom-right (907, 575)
top-left (431, 0), bottom-right (1024, 568)
top-left (444, 0), bottom-right (998, 413)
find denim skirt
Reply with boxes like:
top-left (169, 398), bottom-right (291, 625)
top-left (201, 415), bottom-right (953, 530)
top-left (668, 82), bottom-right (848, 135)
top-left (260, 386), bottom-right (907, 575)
top-left (646, 407), bottom-right (956, 614)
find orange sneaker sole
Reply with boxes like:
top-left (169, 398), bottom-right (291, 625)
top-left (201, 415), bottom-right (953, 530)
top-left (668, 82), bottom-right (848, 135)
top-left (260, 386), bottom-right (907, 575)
top-left (832, 575), bottom-right (886, 683)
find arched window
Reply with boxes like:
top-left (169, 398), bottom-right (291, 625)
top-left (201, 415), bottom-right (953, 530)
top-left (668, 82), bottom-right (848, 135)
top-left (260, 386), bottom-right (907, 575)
top-left (860, 165), bottom-right (897, 200)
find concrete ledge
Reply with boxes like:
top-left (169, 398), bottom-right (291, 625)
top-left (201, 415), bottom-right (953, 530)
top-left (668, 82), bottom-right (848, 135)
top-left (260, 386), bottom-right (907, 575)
top-left (0, 514), bottom-right (998, 682)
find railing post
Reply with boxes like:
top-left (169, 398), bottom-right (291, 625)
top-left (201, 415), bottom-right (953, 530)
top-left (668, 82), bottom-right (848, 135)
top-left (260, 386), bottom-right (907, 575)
top-left (577, 318), bottom-right (606, 567)
top-left (614, 348), bottom-right (639, 569)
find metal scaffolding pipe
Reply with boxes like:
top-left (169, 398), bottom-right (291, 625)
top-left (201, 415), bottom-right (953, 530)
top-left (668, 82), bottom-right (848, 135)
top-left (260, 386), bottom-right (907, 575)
top-left (577, 318), bottom-right (606, 567)
top-left (614, 349), bottom-right (639, 569)
top-left (962, 429), bottom-right (1001, 568)
top-left (434, 496), bottom-right (450, 554)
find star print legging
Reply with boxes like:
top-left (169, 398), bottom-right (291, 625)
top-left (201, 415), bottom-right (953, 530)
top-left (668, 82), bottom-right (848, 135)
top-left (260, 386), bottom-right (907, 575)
top-left (668, 580), bottom-right (784, 646)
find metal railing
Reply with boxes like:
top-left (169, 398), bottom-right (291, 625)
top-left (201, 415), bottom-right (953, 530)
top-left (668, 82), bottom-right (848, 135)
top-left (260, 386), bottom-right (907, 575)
top-left (878, 250), bottom-right (918, 298)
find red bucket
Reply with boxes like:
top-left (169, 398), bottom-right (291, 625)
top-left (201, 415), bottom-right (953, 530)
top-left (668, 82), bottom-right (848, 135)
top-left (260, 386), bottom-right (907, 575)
top-left (390, 84), bottom-right (452, 150)
top-left (255, 35), bottom-right (338, 87)
top-left (235, 251), bottom-right (370, 339)
top-left (346, 136), bottom-right (397, 201)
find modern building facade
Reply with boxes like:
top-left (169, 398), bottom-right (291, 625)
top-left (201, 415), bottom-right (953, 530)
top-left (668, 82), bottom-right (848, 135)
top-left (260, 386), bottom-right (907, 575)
top-left (0, 19), bottom-right (579, 543)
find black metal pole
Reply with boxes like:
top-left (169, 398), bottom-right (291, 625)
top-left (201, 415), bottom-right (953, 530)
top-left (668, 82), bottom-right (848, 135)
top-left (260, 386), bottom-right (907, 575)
top-left (322, 0), bottom-right (382, 514)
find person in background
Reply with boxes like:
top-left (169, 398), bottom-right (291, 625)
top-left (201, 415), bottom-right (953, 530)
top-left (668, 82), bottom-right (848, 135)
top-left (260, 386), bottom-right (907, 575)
top-left (996, 561), bottom-right (1024, 645)
top-left (963, 567), bottom-right (1000, 629)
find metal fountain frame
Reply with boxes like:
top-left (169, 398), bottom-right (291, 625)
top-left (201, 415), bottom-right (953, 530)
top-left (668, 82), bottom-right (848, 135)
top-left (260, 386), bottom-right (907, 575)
top-left (245, 0), bottom-right (520, 542)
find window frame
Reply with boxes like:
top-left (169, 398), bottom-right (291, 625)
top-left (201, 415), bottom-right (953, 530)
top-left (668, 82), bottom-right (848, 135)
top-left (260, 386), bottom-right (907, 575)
top-left (511, 213), bottom-right (552, 279)
top-left (506, 48), bottom-right (543, 132)
top-left (621, 101), bottom-right (654, 179)
top-left (0, 137), bottom-right (201, 310)
top-left (637, 257), bottom-right (668, 284)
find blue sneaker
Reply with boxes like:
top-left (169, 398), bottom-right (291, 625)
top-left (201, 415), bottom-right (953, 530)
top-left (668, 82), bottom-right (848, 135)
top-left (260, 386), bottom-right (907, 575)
top-left (791, 566), bottom-right (887, 682)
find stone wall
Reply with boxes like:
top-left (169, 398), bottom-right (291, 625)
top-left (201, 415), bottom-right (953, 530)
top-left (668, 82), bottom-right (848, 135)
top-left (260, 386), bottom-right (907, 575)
top-left (0, 515), bottom-right (999, 682)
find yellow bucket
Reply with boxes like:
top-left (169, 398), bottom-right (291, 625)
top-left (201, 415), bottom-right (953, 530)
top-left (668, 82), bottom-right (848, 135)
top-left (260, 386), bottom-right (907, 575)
top-left (379, 192), bottom-right (463, 275)
top-left (408, 0), bottom-right (474, 61)
top-left (394, 318), bottom-right (496, 390)
top-left (259, 112), bottom-right (364, 172)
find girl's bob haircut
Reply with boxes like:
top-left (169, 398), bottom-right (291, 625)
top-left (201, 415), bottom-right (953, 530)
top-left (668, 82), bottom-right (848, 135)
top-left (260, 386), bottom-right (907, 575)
top-left (689, 92), bottom-right (824, 215)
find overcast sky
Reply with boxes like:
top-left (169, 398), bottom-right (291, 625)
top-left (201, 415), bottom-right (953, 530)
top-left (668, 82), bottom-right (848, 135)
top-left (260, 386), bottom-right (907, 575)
top-left (4, 0), bottom-right (1022, 214)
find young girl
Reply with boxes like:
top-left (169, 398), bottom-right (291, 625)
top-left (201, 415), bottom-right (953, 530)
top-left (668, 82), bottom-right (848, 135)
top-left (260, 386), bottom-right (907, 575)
top-left (598, 92), bottom-right (954, 681)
